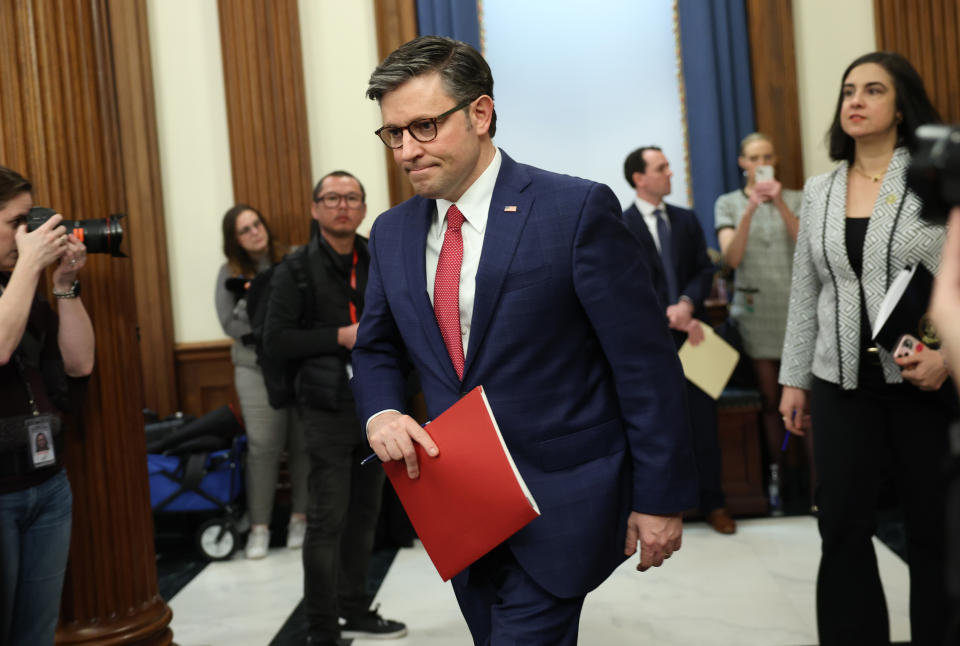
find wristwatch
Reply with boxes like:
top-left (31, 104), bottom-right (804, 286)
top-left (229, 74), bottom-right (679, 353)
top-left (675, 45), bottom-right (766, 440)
top-left (53, 280), bottom-right (80, 299)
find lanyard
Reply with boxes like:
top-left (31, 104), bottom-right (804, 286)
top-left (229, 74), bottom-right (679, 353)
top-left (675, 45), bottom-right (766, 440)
top-left (0, 283), bottom-right (41, 416)
top-left (348, 248), bottom-right (358, 324)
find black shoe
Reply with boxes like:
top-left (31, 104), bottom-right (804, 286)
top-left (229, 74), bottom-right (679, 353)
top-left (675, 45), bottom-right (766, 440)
top-left (339, 603), bottom-right (407, 639)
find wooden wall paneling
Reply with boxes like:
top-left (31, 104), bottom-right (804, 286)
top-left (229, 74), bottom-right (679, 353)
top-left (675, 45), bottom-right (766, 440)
top-left (373, 0), bottom-right (418, 207)
top-left (745, 0), bottom-right (804, 189)
top-left (217, 0), bottom-right (314, 250)
top-left (174, 341), bottom-right (239, 418)
top-left (107, 0), bottom-right (178, 417)
top-left (0, 0), bottom-right (173, 643)
top-left (874, 0), bottom-right (960, 124)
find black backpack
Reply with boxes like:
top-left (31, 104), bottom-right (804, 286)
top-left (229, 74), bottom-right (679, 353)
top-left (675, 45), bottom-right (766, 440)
top-left (244, 247), bottom-right (314, 409)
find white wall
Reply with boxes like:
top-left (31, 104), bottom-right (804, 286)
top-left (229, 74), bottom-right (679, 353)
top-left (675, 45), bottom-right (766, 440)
top-left (149, 0), bottom-right (389, 343)
top-left (148, 0), bottom-right (234, 344)
top-left (793, 0), bottom-right (877, 178)
top-left (483, 0), bottom-right (690, 209)
top-left (299, 0), bottom-right (390, 238)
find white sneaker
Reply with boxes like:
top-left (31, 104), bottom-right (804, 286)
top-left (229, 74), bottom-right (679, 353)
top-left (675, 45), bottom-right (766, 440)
top-left (245, 526), bottom-right (270, 559)
top-left (287, 517), bottom-right (306, 549)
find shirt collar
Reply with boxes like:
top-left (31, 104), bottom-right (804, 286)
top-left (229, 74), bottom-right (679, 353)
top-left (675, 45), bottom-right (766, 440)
top-left (634, 196), bottom-right (666, 221)
top-left (435, 148), bottom-right (503, 235)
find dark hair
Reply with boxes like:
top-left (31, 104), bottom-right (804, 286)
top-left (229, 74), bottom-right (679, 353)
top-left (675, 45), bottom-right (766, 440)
top-left (0, 166), bottom-right (32, 208)
top-left (367, 35), bottom-right (497, 137)
top-left (312, 170), bottom-right (366, 203)
top-left (623, 146), bottom-right (663, 187)
top-left (221, 204), bottom-right (280, 277)
top-left (827, 51), bottom-right (941, 162)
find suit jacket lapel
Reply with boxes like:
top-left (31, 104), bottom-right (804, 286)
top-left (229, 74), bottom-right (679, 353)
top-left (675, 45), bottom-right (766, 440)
top-left (464, 154), bottom-right (533, 379)
top-left (402, 198), bottom-right (457, 381)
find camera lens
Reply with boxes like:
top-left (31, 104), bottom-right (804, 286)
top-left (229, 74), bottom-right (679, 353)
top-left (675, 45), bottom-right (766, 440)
top-left (26, 207), bottom-right (127, 257)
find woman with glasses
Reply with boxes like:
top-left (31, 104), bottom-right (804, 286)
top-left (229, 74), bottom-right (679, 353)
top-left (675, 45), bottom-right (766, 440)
top-left (714, 133), bottom-right (805, 512)
top-left (0, 166), bottom-right (94, 646)
top-left (215, 204), bottom-right (308, 559)
top-left (779, 52), bottom-right (950, 644)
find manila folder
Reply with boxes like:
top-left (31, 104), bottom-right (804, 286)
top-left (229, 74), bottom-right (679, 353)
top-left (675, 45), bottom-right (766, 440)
top-left (677, 323), bottom-right (740, 400)
top-left (382, 386), bottom-right (540, 581)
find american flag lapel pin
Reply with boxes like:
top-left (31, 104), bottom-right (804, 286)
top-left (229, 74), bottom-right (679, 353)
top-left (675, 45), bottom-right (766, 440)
top-left (504, 205), bottom-right (518, 212)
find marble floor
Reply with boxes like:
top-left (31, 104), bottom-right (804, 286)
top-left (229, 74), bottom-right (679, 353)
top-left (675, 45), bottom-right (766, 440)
top-left (167, 516), bottom-right (912, 645)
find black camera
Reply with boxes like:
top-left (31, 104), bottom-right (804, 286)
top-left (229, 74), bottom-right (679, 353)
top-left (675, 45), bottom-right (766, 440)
top-left (908, 124), bottom-right (960, 224)
top-left (26, 207), bottom-right (127, 257)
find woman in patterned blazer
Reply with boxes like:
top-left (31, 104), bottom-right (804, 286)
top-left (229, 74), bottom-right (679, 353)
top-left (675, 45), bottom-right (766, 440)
top-left (778, 52), bottom-right (950, 645)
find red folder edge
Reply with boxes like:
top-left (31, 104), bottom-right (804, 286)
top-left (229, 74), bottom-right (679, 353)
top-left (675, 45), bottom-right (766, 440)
top-left (383, 386), bottom-right (540, 580)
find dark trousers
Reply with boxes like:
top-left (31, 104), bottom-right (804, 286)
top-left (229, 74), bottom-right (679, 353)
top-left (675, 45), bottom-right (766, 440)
top-left (811, 376), bottom-right (950, 646)
top-left (451, 544), bottom-right (585, 646)
top-left (687, 381), bottom-right (724, 512)
top-left (299, 402), bottom-right (385, 643)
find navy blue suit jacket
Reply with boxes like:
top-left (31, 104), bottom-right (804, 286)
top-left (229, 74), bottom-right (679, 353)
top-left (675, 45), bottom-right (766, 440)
top-left (621, 203), bottom-right (714, 324)
top-left (352, 152), bottom-right (697, 598)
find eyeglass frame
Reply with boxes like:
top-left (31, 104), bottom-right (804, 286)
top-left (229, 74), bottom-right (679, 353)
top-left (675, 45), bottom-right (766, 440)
top-left (314, 192), bottom-right (365, 208)
top-left (236, 219), bottom-right (265, 237)
top-left (373, 97), bottom-right (476, 149)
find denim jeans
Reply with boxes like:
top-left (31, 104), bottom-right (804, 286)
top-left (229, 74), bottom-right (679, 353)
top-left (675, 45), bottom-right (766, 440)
top-left (0, 469), bottom-right (73, 646)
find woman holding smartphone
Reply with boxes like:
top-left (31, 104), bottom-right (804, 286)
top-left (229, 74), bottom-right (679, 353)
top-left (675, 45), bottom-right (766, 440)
top-left (778, 52), bottom-right (949, 644)
top-left (714, 133), bottom-right (803, 510)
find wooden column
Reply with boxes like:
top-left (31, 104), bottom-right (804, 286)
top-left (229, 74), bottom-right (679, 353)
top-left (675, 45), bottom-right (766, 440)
top-left (874, 0), bottom-right (960, 123)
top-left (0, 0), bottom-right (172, 643)
top-left (217, 0), bottom-right (314, 248)
top-left (745, 0), bottom-right (804, 189)
top-left (373, 0), bottom-right (418, 207)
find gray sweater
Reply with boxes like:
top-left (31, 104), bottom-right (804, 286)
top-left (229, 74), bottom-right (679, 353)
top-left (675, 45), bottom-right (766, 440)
top-left (215, 259), bottom-right (269, 368)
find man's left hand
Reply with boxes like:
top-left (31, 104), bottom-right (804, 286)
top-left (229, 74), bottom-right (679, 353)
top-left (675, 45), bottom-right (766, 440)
top-left (666, 300), bottom-right (693, 331)
top-left (684, 319), bottom-right (705, 346)
top-left (624, 511), bottom-right (683, 572)
top-left (896, 348), bottom-right (949, 391)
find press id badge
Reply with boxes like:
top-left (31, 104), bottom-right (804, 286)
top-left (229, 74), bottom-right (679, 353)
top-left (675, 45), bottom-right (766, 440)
top-left (27, 417), bottom-right (56, 468)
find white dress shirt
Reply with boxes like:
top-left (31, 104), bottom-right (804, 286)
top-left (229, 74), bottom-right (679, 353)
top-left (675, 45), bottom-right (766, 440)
top-left (428, 148), bottom-right (502, 359)
top-left (365, 149), bottom-right (502, 430)
top-left (633, 196), bottom-right (668, 253)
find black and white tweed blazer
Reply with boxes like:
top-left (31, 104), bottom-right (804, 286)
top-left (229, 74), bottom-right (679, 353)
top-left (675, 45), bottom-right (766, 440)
top-left (779, 147), bottom-right (946, 390)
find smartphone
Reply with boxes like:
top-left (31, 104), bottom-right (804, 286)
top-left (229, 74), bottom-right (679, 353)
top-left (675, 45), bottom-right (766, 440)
top-left (893, 333), bottom-right (924, 359)
top-left (754, 165), bottom-right (775, 182)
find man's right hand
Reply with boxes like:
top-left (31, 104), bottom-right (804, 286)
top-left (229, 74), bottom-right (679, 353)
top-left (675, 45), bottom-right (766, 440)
top-left (367, 410), bottom-right (439, 479)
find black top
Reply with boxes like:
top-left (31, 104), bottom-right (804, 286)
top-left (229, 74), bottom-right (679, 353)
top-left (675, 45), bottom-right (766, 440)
top-left (0, 273), bottom-right (64, 493)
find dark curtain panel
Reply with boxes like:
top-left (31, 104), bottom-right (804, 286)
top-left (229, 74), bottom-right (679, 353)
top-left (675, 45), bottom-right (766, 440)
top-left (416, 0), bottom-right (481, 50)
top-left (677, 0), bottom-right (756, 247)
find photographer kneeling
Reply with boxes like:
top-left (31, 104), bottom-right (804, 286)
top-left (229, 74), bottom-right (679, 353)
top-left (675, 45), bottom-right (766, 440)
top-left (0, 166), bottom-right (94, 646)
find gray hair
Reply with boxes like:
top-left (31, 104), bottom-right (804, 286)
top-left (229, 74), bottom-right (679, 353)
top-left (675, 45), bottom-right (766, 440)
top-left (366, 36), bottom-right (497, 137)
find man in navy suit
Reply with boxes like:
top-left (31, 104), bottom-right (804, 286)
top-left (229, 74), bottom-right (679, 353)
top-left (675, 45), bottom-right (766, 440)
top-left (622, 147), bottom-right (736, 534)
top-left (352, 36), bottom-right (698, 645)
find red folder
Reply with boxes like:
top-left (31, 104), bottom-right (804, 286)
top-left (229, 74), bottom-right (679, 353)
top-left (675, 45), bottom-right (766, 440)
top-left (383, 386), bottom-right (540, 581)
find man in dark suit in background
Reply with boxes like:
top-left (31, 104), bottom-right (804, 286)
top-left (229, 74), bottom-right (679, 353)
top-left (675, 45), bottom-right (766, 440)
top-left (352, 36), bottom-right (698, 645)
top-left (622, 146), bottom-right (736, 535)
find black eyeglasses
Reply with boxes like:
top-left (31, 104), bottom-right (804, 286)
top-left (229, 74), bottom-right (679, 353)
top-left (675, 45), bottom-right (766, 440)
top-left (374, 98), bottom-right (475, 149)
top-left (315, 192), bottom-right (364, 208)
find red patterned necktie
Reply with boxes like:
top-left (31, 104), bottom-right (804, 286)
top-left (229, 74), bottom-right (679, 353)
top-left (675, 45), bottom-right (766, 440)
top-left (435, 204), bottom-right (465, 379)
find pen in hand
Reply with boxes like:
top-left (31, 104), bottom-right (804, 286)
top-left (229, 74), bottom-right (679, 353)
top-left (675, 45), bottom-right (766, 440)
top-left (781, 410), bottom-right (796, 451)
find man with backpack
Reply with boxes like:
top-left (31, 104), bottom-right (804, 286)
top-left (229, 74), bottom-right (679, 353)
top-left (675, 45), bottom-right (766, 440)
top-left (262, 171), bottom-right (406, 645)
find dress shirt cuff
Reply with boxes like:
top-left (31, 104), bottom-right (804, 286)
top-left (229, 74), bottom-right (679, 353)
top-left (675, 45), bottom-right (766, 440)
top-left (366, 409), bottom-right (402, 434)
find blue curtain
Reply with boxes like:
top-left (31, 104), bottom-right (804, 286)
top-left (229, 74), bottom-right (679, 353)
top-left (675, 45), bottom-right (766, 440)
top-left (416, 0), bottom-right (482, 51)
top-left (677, 0), bottom-right (755, 248)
